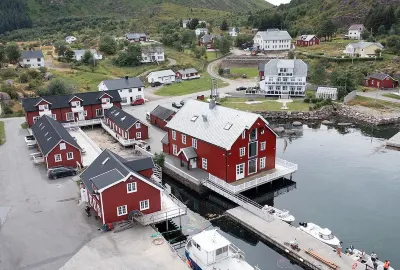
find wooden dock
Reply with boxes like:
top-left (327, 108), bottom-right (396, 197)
top-left (387, 132), bottom-right (400, 148)
top-left (226, 206), bottom-right (366, 270)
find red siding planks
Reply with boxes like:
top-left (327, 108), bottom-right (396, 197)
top-left (46, 140), bottom-right (82, 169)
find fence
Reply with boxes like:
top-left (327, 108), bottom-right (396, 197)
top-left (343, 90), bottom-right (357, 104)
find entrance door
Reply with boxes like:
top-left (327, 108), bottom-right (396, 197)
top-left (236, 163), bottom-right (245, 180)
top-left (78, 111), bottom-right (84, 121)
top-left (190, 159), bottom-right (197, 169)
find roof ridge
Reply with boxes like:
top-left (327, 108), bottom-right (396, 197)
top-left (44, 115), bottom-right (63, 141)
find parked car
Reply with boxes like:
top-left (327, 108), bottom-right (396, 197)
top-left (24, 135), bottom-right (36, 145)
top-left (150, 82), bottom-right (162, 87)
top-left (236, 86), bottom-right (247, 91)
top-left (131, 98), bottom-right (145, 106)
top-left (180, 100), bottom-right (185, 106)
top-left (48, 167), bottom-right (77, 179)
top-left (172, 102), bottom-right (182, 109)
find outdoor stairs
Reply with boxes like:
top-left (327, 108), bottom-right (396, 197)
top-left (202, 179), bottom-right (274, 222)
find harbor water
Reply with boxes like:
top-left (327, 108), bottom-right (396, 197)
top-left (162, 122), bottom-right (400, 270)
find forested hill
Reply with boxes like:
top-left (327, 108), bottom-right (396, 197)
top-left (0, 0), bottom-right (32, 34)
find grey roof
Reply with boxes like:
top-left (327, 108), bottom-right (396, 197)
top-left (161, 133), bottom-right (169, 145)
top-left (21, 50), bottom-right (44, 59)
top-left (297, 35), bottom-right (318, 41)
top-left (178, 147), bottom-right (197, 160)
top-left (22, 91), bottom-right (121, 113)
top-left (255, 30), bottom-right (292, 41)
top-left (165, 99), bottom-right (275, 150)
top-left (126, 33), bottom-right (148, 39)
top-left (147, 70), bottom-right (175, 78)
top-left (200, 34), bottom-right (221, 43)
top-left (264, 59), bottom-right (308, 77)
top-left (258, 62), bottom-right (267, 72)
top-left (349, 24), bottom-right (365, 31)
top-left (367, 73), bottom-right (391, 80)
top-left (177, 68), bottom-right (198, 75)
top-left (32, 115), bottom-right (80, 156)
top-left (105, 105), bottom-right (141, 130)
top-left (150, 105), bottom-right (175, 120)
top-left (347, 42), bottom-right (384, 49)
top-left (102, 77), bottom-right (144, 90)
top-left (80, 149), bottom-right (162, 193)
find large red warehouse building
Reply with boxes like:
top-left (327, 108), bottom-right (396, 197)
top-left (363, 73), bottom-right (399, 89)
top-left (163, 99), bottom-right (277, 183)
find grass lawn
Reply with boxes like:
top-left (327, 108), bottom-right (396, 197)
top-left (229, 67), bottom-right (258, 78)
top-left (347, 96), bottom-right (400, 110)
top-left (155, 73), bottom-right (226, 96)
top-left (296, 38), bottom-right (354, 57)
top-left (52, 70), bottom-right (112, 92)
top-left (383, 93), bottom-right (400, 100)
top-left (206, 51), bottom-right (222, 62)
top-left (0, 121), bottom-right (5, 145)
top-left (167, 48), bottom-right (206, 71)
top-left (219, 97), bottom-right (310, 112)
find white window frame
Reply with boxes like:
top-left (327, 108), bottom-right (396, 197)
top-left (127, 182), bottom-right (137, 193)
top-left (72, 101), bottom-right (81, 107)
top-left (60, 143), bottom-right (66, 150)
top-left (260, 157), bottom-right (266, 169)
top-left (66, 112), bottom-right (74, 121)
top-left (172, 130), bottom-right (176, 140)
top-left (95, 108), bottom-right (104, 117)
top-left (239, 147), bottom-right (245, 157)
top-left (192, 138), bottom-right (197, 149)
top-left (33, 116), bottom-right (40, 123)
top-left (172, 144), bottom-right (178, 155)
top-left (102, 98), bottom-right (110, 103)
top-left (52, 114), bottom-right (57, 120)
top-left (242, 130), bottom-right (246, 139)
top-left (202, 158), bottom-right (207, 170)
top-left (39, 104), bottom-right (49, 110)
top-left (135, 123), bottom-right (141, 129)
top-left (84, 110), bottom-right (87, 117)
top-left (117, 205), bottom-right (128, 216)
top-left (182, 134), bottom-right (186, 144)
top-left (54, 154), bottom-right (62, 162)
top-left (136, 132), bottom-right (141, 139)
top-left (139, 200), bottom-right (150, 211)
top-left (260, 141), bottom-right (266, 151)
top-left (67, 152), bottom-right (74, 160)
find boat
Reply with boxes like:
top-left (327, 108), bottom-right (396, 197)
top-left (261, 205), bottom-right (295, 223)
top-left (185, 229), bottom-right (260, 270)
top-left (298, 222), bottom-right (341, 248)
top-left (345, 246), bottom-right (395, 270)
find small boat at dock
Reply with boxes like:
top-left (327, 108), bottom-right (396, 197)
top-left (298, 222), bottom-right (341, 248)
top-left (261, 205), bottom-right (295, 223)
top-left (185, 229), bottom-right (260, 270)
top-left (345, 245), bottom-right (395, 270)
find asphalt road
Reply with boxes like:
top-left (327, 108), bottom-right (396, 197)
top-left (0, 117), bottom-right (100, 270)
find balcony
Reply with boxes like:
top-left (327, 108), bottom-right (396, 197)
top-left (62, 119), bottom-right (102, 128)
top-left (102, 103), bottom-right (113, 110)
top-left (71, 106), bottom-right (84, 113)
top-left (39, 110), bottom-right (52, 116)
top-left (101, 120), bottom-right (137, 146)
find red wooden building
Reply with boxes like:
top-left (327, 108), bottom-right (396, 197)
top-left (22, 91), bottom-right (122, 127)
top-left (199, 34), bottom-right (221, 50)
top-left (32, 115), bottom-right (82, 169)
top-left (79, 149), bottom-right (163, 224)
top-left (163, 99), bottom-right (277, 183)
top-left (104, 106), bottom-right (149, 140)
top-left (295, 35), bottom-right (320, 47)
top-left (363, 73), bottom-right (399, 89)
top-left (258, 62), bottom-right (267, 81)
top-left (150, 105), bottom-right (176, 131)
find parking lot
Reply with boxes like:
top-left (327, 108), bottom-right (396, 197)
top-left (0, 117), bottom-right (100, 270)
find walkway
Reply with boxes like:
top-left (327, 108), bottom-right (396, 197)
top-left (357, 90), bottom-right (400, 103)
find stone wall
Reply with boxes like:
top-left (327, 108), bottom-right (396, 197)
top-left (335, 105), bottom-right (400, 125)
top-left (257, 106), bottom-right (334, 121)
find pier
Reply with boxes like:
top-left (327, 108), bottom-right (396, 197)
top-left (386, 132), bottom-right (400, 148)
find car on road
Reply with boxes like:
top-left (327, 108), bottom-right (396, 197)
top-left (150, 82), bottom-right (162, 87)
top-left (131, 98), bottom-right (145, 106)
top-left (236, 86), bottom-right (247, 91)
top-left (172, 102), bottom-right (182, 109)
top-left (48, 166), bottom-right (77, 179)
top-left (24, 135), bottom-right (36, 146)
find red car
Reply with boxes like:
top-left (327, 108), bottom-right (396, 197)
top-left (131, 98), bottom-right (145, 106)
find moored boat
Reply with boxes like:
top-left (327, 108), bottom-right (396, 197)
top-left (345, 245), bottom-right (395, 270)
top-left (261, 205), bottom-right (295, 223)
top-left (298, 222), bottom-right (341, 248)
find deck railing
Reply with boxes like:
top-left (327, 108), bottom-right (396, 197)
top-left (100, 120), bottom-right (137, 146)
top-left (76, 128), bottom-right (102, 154)
top-left (62, 118), bottom-right (102, 128)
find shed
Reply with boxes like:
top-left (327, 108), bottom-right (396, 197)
top-left (316, 87), bottom-right (338, 100)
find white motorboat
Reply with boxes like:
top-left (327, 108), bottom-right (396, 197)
top-left (261, 205), bottom-right (295, 223)
top-left (298, 222), bottom-right (341, 248)
top-left (185, 229), bottom-right (260, 270)
top-left (345, 246), bottom-right (395, 270)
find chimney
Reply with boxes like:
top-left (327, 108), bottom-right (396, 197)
top-left (209, 99), bottom-right (216, 110)
top-left (125, 76), bottom-right (129, 80)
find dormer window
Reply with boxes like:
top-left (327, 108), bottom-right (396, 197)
top-left (102, 98), bottom-right (110, 103)
top-left (191, 116), bottom-right (198, 122)
top-left (39, 104), bottom-right (49, 110)
top-left (72, 101), bottom-right (80, 107)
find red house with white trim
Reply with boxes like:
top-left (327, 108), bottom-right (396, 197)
top-left (296, 35), bottom-right (320, 47)
top-left (32, 115), bottom-right (82, 169)
top-left (150, 105), bottom-right (176, 131)
top-left (22, 91), bottom-right (122, 127)
top-left (163, 99), bottom-right (277, 183)
top-left (363, 73), bottom-right (399, 89)
top-left (104, 106), bottom-right (149, 140)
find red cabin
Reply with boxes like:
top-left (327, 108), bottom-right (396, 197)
top-left (363, 73), bottom-right (399, 89)
top-left (22, 91), bottom-right (122, 127)
top-left (296, 35), bottom-right (320, 47)
top-left (150, 105), bottom-right (176, 131)
top-left (163, 99), bottom-right (277, 183)
top-left (104, 106), bottom-right (149, 140)
top-left (32, 115), bottom-right (82, 169)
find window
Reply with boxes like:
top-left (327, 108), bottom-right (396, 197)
top-left (136, 95), bottom-right (142, 99)
top-left (192, 138), bottom-right (197, 149)
top-left (242, 131), bottom-right (246, 139)
top-left (95, 108), bottom-right (103, 117)
top-left (250, 129), bottom-right (257, 140)
top-left (172, 130), bottom-right (176, 140)
top-left (216, 246), bottom-right (228, 256)
top-left (129, 89), bottom-right (132, 93)
top-left (260, 157), bottom-right (266, 169)
top-left (127, 182), bottom-right (137, 193)
top-left (26, 59), bottom-right (30, 62)
top-left (117, 205), bottom-right (127, 216)
top-left (52, 114), bottom-right (57, 120)
top-left (182, 134), bottom-right (186, 144)
top-left (39, 104), bottom-right (49, 110)
top-left (140, 200), bottom-right (150, 211)
top-left (135, 123), bottom-right (141, 129)
top-left (248, 159), bottom-right (257, 174)
top-left (72, 101), bottom-right (80, 107)
top-left (54, 154), bottom-right (62, 162)
top-left (33, 116), bottom-right (40, 123)
top-left (67, 152), bottom-right (74, 160)
top-left (172, 144), bottom-right (178, 155)
top-left (102, 98), bottom-right (110, 103)
top-left (121, 97), bottom-right (128, 103)
top-left (239, 147), bottom-right (246, 157)
top-left (136, 132), bottom-right (141, 139)
top-left (38, 64), bottom-right (41, 67)
top-left (249, 141), bottom-right (258, 158)
top-left (37, 58), bottom-right (41, 62)
top-left (138, 88), bottom-right (142, 92)
top-left (66, 112), bottom-right (74, 121)
top-left (158, 56), bottom-right (163, 60)
top-left (202, 158), bottom-right (207, 169)
top-left (84, 111), bottom-right (87, 117)
top-left (60, 143), bottom-right (66, 150)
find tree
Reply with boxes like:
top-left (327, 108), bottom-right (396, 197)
top-left (220, 19), bottom-right (229, 31)
top-left (214, 36), bottom-right (231, 55)
top-left (330, 69), bottom-right (362, 99)
top-left (0, 45), bottom-right (5, 67)
top-left (46, 78), bottom-right (73, 96)
top-left (181, 30), bottom-right (196, 48)
top-left (374, 49), bottom-right (382, 57)
top-left (310, 63), bottom-right (327, 85)
top-left (361, 30), bottom-right (371, 40)
top-left (193, 46), bottom-right (206, 59)
top-left (173, 41), bottom-right (183, 52)
top-left (378, 25), bottom-right (386, 35)
top-left (188, 18), bottom-right (199, 30)
top-left (99, 35), bottom-right (117, 55)
top-left (288, 51), bottom-right (295, 59)
top-left (199, 22), bottom-right (207, 28)
top-left (81, 50), bottom-right (95, 66)
top-left (153, 152), bottom-right (165, 168)
top-left (115, 43), bottom-right (142, 66)
top-left (64, 49), bottom-right (75, 62)
top-left (5, 43), bottom-right (20, 63)
top-left (235, 34), bottom-right (253, 47)
top-left (53, 41), bottom-right (68, 57)
top-left (318, 20), bottom-right (336, 41)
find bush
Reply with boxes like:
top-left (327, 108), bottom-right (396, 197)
top-left (19, 73), bottom-right (29, 83)
top-left (0, 69), bottom-right (17, 79)
top-left (310, 98), bottom-right (318, 103)
top-left (153, 152), bottom-right (165, 168)
top-left (2, 103), bottom-right (13, 115)
top-left (304, 97), bottom-right (310, 103)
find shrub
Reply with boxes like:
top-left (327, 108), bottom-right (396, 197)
top-left (310, 98), bottom-right (318, 103)
top-left (0, 69), bottom-right (17, 79)
top-left (19, 73), bottom-right (29, 83)
top-left (304, 97), bottom-right (310, 103)
top-left (153, 152), bottom-right (165, 168)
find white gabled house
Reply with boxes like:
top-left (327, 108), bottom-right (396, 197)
top-left (65, 36), bottom-right (77, 44)
top-left (344, 42), bottom-right (384, 58)
top-left (98, 76), bottom-right (145, 105)
top-left (228, 27), bottom-right (239, 37)
top-left (195, 28), bottom-right (208, 36)
top-left (73, 49), bottom-right (103, 61)
top-left (147, 70), bottom-right (176, 84)
top-left (253, 29), bottom-right (292, 51)
top-left (141, 46), bottom-right (165, 63)
top-left (348, 24), bottom-right (366, 40)
top-left (20, 50), bottom-right (45, 68)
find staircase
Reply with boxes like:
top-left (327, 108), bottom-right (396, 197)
top-left (202, 179), bottom-right (274, 222)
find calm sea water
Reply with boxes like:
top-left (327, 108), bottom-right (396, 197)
top-left (163, 122), bottom-right (400, 270)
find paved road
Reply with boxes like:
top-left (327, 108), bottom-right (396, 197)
top-left (0, 117), bottom-right (100, 270)
top-left (357, 89), bottom-right (400, 103)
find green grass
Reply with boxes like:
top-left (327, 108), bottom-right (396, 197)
top-left (155, 73), bottom-right (226, 96)
top-left (20, 122), bottom-right (28, 129)
top-left (383, 93), bottom-right (400, 100)
top-left (347, 96), bottom-right (400, 110)
top-left (219, 98), bottom-right (310, 112)
top-left (229, 67), bottom-right (258, 78)
top-left (0, 121), bottom-right (5, 145)
top-left (52, 70), bottom-right (112, 92)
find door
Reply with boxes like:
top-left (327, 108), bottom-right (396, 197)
top-left (236, 163), bottom-right (245, 180)
top-left (78, 111), bottom-right (84, 121)
top-left (190, 159), bottom-right (197, 169)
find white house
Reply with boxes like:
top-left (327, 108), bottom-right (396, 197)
top-left (141, 46), bottom-right (165, 63)
top-left (259, 59), bottom-right (308, 98)
top-left (195, 28), bottom-right (208, 36)
top-left (348, 24), bottom-right (366, 40)
top-left (253, 29), bottom-right (292, 51)
top-left (98, 76), bottom-right (145, 105)
top-left (65, 36), bottom-right (77, 44)
top-left (20, 50), bottom-right (45, 68)
top-left (182, 19), bottom-right (190, 28)
top-left (147, 70), bottom-right (176, 84)
top-left (228, 27), bottom-right (239, 37)
top-left (344, 42), bottom-right (384, 58)
top-left (316, 87), bottom-right (338, 100)
top-left (73, 49), bottom-right (103, 61)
